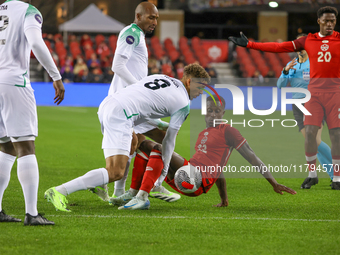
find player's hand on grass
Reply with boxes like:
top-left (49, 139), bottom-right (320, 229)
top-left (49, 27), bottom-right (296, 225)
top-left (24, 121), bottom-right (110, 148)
top-left (228, 32), bottom-right (249, 47)
top-left (53, 80), bottom-right (65, 105)
top-left (273, 183), bottom-right (297, 195)
top-left (213, 200), bottom-right (229, 207)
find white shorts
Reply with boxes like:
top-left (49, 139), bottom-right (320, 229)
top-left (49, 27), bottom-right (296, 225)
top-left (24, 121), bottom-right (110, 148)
top-left (98, 96), bottom-right (133, 158)
top-left (134, 121), bottom-right (157, 134)
top-left (0, 85), bottom-right (38, 139)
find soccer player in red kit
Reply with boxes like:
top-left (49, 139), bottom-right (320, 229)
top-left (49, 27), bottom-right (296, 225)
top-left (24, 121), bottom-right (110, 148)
top-left (111, 96), bottom-right (296, 209)
top-left (229, 6), bottom-right (340, 190)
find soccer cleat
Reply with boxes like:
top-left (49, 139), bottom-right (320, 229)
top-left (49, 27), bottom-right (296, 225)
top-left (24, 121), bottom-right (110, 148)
top-left (24, 213), bottom-right (54, 226)
top-left (149, 186), bottom-right (181, 202)
top-left (118, 196), bottom-right (150, 210)
top-left (44, 187), bottom-right (71, 212)
top-left (0, 210), bottom-right (21, 222)
top-left (301, 177), bottom-right (319, 189)
top-left (331, 181), bottom-right (340, 190)
top-left (109, 190), bottom-right (133, 206)
top-left (89, 184), bottom-right (110, 202)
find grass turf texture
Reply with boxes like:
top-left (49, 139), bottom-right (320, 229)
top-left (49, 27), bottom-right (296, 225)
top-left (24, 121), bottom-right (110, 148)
top-left (0, 106), bottom-right (338, 255)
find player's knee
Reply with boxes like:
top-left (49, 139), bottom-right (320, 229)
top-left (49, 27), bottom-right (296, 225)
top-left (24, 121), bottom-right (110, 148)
top-left (305, 126), bottom-right (318, 140)
top-left (107, 169), bottom-right (125, 182)
top-left (329, 128), bottom-right (340, 145)
top-left (139, 140), bottom-right (157, 154)
top-left (0, 142), bottom-right (16, 156)
top-left (153, 143), bottom-right (162, 152)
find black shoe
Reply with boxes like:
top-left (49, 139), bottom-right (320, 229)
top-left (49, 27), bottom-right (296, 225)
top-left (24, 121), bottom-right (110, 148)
top-left (24, 213), bottom-right (55, 226)
top-left (331, 181), bottom-right (340, 190)
top-left (301, 177), bottom-right (319, 189)
top-left (0, 210), bottom-right (22, 222)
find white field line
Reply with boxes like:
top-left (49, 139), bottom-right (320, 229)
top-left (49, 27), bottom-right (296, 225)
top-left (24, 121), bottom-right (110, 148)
top-left (35, 214), bottom-right (340, 222)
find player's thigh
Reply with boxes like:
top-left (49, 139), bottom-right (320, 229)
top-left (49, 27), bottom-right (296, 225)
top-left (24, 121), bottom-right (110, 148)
top-left (292, 104), bottom-right (305, 132)
top-left (323, 92), bottom-right (340, 129)
top-left (0, 85), bottom-right (37, 138)
top-left (304, 93), bottom-right (324, 128)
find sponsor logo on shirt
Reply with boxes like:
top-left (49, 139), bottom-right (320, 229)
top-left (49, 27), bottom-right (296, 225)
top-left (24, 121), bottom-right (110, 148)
top-left (322, 40), bottom-right (329, 43)
top-left (321, 44), bottom-right (329, 51)
top-left (126, 35), bottom-right (135, 45)
top-left (35, 14), bottom-right (42, 24)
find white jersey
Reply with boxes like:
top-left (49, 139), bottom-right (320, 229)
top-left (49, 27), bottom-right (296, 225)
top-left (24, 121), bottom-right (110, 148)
top-left (0, 0), bottom-right (43, 87)
top-left (111, 75), bottom-right (190, 130)
top-left (108, 23), bottom-right (148, 95)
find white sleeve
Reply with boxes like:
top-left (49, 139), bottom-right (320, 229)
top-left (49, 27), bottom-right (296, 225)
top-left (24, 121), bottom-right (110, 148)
top-left (161, 126), bottom-right (179, 174)
top-left (169, 104), bottom-right (190, 130)
top-left (24, 27), bottom-right (61, 81)
top-left (112, 54), bottom-right (138, 85)
top-left (145, 119), bottom-right (169, 131)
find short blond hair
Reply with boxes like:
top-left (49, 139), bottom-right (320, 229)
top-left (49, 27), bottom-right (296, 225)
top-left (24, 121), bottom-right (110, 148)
top-left (183, 63), bottom-right (211, 83)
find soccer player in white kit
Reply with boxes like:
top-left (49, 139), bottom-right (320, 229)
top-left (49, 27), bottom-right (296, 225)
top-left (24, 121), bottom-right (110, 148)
top-left (45, 63), bottom-right (210, 211)
top-left (95, 2), bottom-right (179, 202)
top-left (0, 0), bottom-right (64, 225)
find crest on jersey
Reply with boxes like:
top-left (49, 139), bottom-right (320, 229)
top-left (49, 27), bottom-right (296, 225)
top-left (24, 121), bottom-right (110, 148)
top-left (35, 14), bottom-right (42, 24)
top-left (126, 35), bottom-right (135, 45)
top-left (320, 44), bottom-right (329, 51)
top-left (201, 132), bottom-right (209, 145)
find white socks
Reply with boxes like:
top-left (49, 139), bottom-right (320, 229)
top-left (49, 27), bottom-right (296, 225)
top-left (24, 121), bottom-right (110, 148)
top-left (0, 152), bottom-right (16, 212)
top-left (17, 155), bottom-right (39, 216)
top-left (113, 158), bottom-right (131, 197)
top-left (56, 168), bottom-right (109, 196)
top-left (308, 170), bottom-right (318, 178)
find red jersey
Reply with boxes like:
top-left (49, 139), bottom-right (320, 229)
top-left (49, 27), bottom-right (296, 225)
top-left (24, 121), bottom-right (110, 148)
top-left (247, 31), bottom-right (340, 92)
top-left (190, 124), bottom-right (246, 193)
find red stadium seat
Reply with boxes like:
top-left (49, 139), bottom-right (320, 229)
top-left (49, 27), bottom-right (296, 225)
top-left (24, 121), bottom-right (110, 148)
top-left (95, 34), bottom-right (105, 46)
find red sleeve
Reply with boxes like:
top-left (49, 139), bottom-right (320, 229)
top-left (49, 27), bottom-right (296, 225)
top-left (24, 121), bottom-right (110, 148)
top-left (293, 36), bottom-right (307, 51)
top-left (224, 126), bottom-right (246, 150)
top-left (247, 37), bottom-right (306, 52)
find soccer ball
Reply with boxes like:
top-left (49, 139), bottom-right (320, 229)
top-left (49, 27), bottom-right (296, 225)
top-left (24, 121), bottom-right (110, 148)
top-left (174, 164), bottom-right (202, 193)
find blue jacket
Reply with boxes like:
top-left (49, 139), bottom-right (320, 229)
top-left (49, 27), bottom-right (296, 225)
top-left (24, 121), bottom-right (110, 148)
top-left (277, 58), bottom-right (310, 99)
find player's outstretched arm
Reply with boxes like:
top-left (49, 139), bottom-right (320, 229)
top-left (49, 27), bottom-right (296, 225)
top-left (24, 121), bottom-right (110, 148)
top-left (228, 32), bottom-right (249, 47)
top-left (237, 142), bottom-right (296, 195)
top-left (53, 80), bottom-right (65, 105)
top-left (213, 171), bottom-right (229, 207)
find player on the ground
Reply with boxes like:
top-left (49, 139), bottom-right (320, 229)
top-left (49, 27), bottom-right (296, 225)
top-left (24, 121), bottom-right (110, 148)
top-left (44, 63), bottom-right (209, 212)
top-left (0, 0), bottom-right (64, 225)
top-left (229, 6), bottom-right (340, 190)
top-left (277, 34), bottom-right (333, 188)
top-left (91, 2), bottom-right (180, 203)
top-left (112, 95), bottom-right (296, 210)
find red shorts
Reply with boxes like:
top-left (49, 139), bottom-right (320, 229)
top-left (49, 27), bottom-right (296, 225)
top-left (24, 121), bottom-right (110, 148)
top-left (304, 92), bottom-right (340, 129)
top-left (164, 159), bottom-right (204, 197)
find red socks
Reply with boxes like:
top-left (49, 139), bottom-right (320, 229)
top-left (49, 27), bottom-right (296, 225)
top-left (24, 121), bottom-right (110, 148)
top-left (130, 151), bottom-right (149, 190)
top-left (140, 149), bottom-right (164, 193)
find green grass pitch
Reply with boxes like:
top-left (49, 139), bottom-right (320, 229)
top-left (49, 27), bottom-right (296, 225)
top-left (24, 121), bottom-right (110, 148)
top-left (0, 106), bottom-right (339, 255)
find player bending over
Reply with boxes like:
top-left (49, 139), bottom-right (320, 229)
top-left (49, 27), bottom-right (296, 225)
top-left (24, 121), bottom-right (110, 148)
top-left (112, 96), bottom-right (296, 210)
top-left (44, 64), bottom-right (209, 212)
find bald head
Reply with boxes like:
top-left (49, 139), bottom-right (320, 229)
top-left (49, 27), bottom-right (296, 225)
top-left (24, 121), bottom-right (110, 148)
top-left (135, 2), bottom-right (157, 16)
top-left (134, 2), bottom-right (159, 34)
